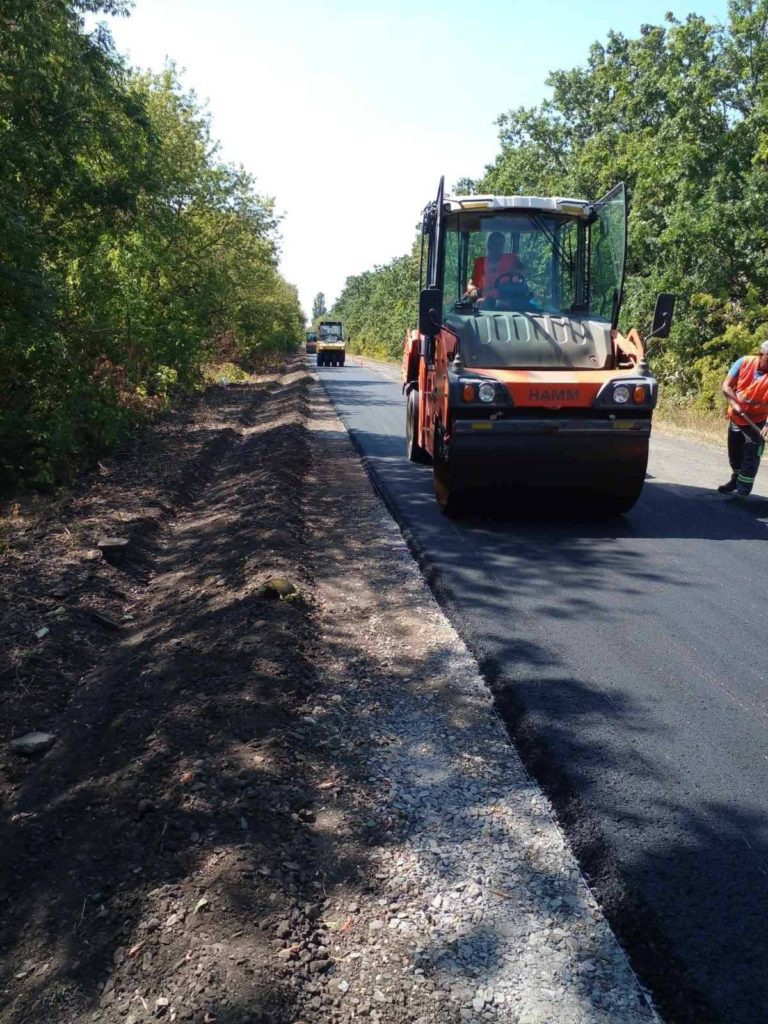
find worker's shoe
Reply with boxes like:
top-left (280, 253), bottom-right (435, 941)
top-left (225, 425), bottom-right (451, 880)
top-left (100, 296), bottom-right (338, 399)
top-left (717, 475), bottom-right (738, 494)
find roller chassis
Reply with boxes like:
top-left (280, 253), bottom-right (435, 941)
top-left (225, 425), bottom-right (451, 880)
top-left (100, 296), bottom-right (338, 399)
top-left (317, 346), bottom-right (346, 368)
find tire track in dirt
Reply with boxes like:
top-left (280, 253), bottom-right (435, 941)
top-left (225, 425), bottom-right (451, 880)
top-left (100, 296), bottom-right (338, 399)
top-left (1, 378), bottom-right (281, 810)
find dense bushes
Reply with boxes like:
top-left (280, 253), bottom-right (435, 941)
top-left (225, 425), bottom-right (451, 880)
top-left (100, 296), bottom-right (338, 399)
top-left (332, 253), bottom-right (419, 361)
top-left (479, 0), bottom-right (768, 408)
top-left (0, 2), bottom-right (303, 488)
top-left (330, 0), bottom-right (768, 405)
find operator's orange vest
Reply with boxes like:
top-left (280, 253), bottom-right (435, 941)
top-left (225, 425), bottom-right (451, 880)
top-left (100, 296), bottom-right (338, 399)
top-left (728, 356), bottom-right (768, 426)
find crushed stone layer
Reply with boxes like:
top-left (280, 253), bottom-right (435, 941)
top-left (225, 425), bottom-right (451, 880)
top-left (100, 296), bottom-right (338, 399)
top-left (298, 374), bottom-right (661, 1024)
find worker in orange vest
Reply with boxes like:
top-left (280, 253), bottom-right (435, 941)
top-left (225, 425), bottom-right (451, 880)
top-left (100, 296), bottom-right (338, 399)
top-left (465, 232), bottom-right (523, 304)
top-left (718, 339), bottom-right (768, 495)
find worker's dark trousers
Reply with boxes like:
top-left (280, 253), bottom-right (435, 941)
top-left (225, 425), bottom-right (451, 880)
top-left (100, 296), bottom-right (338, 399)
top-left (727, 421), bottom-right (766, 494)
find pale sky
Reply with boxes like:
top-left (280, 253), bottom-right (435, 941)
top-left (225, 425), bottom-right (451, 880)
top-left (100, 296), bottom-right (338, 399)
top-left (95, 0), bottom-right (728, 319)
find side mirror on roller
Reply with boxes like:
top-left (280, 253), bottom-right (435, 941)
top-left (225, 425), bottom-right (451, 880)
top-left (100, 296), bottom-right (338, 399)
top-left (650, 293), bottom-right (675, 340)
top-left (419, 287), bottom-right (443, 336)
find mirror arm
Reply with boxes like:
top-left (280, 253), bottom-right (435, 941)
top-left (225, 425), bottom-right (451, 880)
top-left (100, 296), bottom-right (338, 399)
top-left (645, 318), bottom-right (671, 344)
top-left (637, 320), bottom-right (669, 374)
top-left (638, 294), bottom-right (675, 373)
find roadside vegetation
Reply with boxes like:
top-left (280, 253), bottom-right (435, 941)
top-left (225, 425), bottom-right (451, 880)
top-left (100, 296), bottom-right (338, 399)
top-left (0, 1), bottom-right (304, 490)
top-left (330, 0), bottom-right (768, 427)
top-left (333, 252), bottom-right (420, 361)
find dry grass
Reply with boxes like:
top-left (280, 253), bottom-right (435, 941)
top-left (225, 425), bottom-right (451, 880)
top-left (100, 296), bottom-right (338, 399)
top-left (201, 361), bottom-right (257, 385)
top-left (654, 394), bottom-right (726, 449)
top-left (0, 493), bottom-right (55, 555)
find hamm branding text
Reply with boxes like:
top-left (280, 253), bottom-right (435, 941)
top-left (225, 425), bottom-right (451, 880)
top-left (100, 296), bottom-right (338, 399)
top-left (528, 388), bottom-right (580, 402)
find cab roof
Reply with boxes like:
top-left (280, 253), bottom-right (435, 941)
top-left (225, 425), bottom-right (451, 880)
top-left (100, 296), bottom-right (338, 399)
top-left (444, 194), bottom-right (592, 217)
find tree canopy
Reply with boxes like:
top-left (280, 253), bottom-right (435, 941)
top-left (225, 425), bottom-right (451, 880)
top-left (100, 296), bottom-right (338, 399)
top-left (0, 2), bottom-right (303, 488)
top-left (331, 250), bottom-right (420, 361)
top-left (312, 292), bottom-right (328, 322)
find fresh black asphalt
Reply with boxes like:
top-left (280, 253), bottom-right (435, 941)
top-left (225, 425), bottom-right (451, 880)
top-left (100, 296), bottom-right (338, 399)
top-left (317, 357), bottom-right (768, 1024)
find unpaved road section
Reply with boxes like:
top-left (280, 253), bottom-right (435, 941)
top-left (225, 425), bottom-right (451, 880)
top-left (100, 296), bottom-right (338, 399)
top-left (1, 359), bottom-right (657, 1024)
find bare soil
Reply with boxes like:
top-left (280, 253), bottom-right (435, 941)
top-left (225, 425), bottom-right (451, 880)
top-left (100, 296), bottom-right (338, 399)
top-left (0, 362), bottom-right (355, 1024)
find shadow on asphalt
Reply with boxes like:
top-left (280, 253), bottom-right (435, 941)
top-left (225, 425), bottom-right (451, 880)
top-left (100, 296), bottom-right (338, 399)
top-left (343, 421), bottom-right (768, 543)
top-left (317, 400), bottom-right (766, 1023)
top-left (306, 404), bottom-right (686, 1023)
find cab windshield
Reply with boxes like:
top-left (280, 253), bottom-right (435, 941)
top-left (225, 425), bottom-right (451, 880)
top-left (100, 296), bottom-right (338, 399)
top-left (438, 201), bottom-right (626, 370)
top-left (442, 211), bottom-right (589, 319)
top-left (443, 191), bottom-right (626, 313)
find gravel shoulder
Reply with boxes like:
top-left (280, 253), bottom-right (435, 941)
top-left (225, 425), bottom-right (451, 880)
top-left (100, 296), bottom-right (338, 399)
top-left (0, 359), bottom-right (661, 1024)
top-left (302, 376), bottom-right (660, 1024)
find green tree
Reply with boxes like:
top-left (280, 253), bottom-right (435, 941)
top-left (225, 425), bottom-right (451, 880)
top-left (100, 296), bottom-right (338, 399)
top-left (339, 3), bottom-right (768, 402)
top-left (330, 245), bottom-right (420, 361)
top-left (452, 176), bottom-right (478, 195)
top-left (479, 5), bottom-right (768, 404)
top-left (0, 5), bottom-right (302, 488)
top-left (312, 292), bottom-right (327, 321)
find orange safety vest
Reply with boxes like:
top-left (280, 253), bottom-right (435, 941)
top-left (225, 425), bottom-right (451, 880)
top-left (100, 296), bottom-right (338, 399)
top-left (728, 356), bottom-right (768, 426)
top-left (471, 254), bottom-right (522, 297)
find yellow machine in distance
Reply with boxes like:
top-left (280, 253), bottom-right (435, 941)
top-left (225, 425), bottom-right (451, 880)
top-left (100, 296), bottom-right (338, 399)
top-left (316, 321), bottom-right (346, 367)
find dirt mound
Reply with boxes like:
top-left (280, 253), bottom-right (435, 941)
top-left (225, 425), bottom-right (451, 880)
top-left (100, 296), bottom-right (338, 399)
top-left (0, 366), bottom-right (329, 1024)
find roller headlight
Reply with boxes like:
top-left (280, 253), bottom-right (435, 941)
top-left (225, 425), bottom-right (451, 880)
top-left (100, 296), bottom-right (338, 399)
top-left (613, 384), bottom-right (630, 404)
top-left (478, 382), bottom-right (496, 403)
